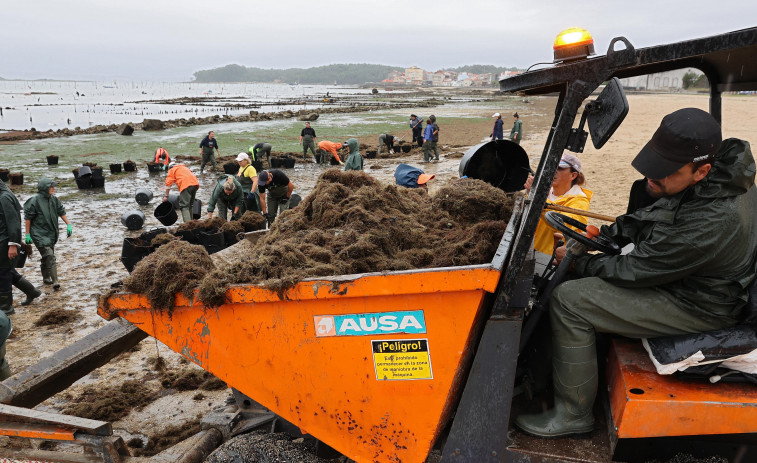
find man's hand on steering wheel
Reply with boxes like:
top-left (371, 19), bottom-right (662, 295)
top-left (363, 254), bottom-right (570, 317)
top-left (552, 233), bottom-right (567, 264)
top-left (544, 211), bottom-right (621, 259)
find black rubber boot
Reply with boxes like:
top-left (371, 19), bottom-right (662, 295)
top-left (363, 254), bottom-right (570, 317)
top-left (515, 341), bottom-right (597, 437)
top-left (0, 344), bottom-right (10, 381)
top-left (50, 263), bottom-right (60, 290)
top-left (0, 292), bottom-right (14, 316)
top-left (41, 265), bottom-right (53, 285)
top-left (14, 277), bottom-right (41, 306)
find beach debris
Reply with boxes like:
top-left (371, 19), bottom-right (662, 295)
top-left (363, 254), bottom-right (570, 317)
top-left (297, 112), bottom-right (319, 121)
top-left (116, 123), bottom-right (134, 136)
top-left (64, 380), bottom-right (156, 421)
top-left (142, 119), bottom-right (164, 131)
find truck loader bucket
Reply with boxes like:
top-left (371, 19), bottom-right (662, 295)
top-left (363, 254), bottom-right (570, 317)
top-left (100, 263), bottom-right (505, 462)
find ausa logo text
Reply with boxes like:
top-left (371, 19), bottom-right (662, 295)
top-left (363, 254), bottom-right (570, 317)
top-left (314, 310), bottom-right (426, 337)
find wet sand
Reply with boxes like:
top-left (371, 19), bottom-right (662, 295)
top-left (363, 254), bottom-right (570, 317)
top-left (1, 92), bottom-right (756, 458)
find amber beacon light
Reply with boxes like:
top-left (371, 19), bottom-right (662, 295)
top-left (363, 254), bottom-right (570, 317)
top-left (553, 27), bottom-right (595, 63)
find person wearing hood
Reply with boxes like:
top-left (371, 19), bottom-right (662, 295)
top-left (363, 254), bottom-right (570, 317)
top-left (343, 138), bottom-right (363, 171)
top-left (317, 140), bottom-right (345, 166)
top-left (207, 175), bottom-right (244, 220)
top-left (516, 108), bottom-right (757, 438)
top-left (394, 164), bottom-right (435, 190)
top-left (164, 162), bottom-right (200, 222)
top-left (523, 153), bottom-right (592, 256)
top-left (23, 178), bottom-right (71, 291)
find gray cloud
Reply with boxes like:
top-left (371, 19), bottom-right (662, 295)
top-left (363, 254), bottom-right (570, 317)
top-left (3, 0), bottom-right (755, 80)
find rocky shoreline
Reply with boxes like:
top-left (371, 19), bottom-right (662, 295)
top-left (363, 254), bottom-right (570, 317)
top-left (0, 99), bottom-right (443, 143)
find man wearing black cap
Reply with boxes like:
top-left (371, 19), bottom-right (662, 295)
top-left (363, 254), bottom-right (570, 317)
top-left (516, 108), bottom-right (757, 438)
top-left (257, 169), bottom-right (294, 225)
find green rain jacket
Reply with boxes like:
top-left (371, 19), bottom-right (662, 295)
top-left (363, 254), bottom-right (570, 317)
top-left (207, 175), bottom-right (244, 212)
top-left (343, 138), bottom-right (363, 171)
top-left (23, 178), bottom-right (66, 248)
top-left (574, 138), bottom-right (757, 322)
top-left (0, 181), bottom-right (22, 269)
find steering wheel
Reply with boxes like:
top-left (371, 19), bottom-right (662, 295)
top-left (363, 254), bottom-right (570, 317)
top-left (544, 211), bottom-right (621, 255)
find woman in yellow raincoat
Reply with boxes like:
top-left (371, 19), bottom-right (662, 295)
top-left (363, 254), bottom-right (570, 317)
top-left (525, 153), bottom-right (591, 255)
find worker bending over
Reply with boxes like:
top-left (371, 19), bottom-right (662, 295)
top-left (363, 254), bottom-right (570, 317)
top-left (250, 142), bottom-right (272, 165)
top-left (378, 133), bottom-right (397, 156)
top-left (164, 162), bottom-right (199, 222)
top-left (154, 148), bottom-right (170, 170)
top-left (258, 170), bottom-right (294, 225)
top-left (318, 140), bottom-right (346, 166)
top-left (207, 175), bottom-right (244, 220)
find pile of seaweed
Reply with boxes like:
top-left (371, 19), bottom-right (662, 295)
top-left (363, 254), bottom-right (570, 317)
top-left (125, 170), bottom-right (516, 309)
top-left (198, 170), bottom-right (515, 305)
top-left (124, 240), bottom-right (215, 311)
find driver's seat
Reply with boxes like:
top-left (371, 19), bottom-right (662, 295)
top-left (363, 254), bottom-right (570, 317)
top-left (607, 277), bottom-right (757, 439)
top-left (642, 277), bottom-right (757, 381)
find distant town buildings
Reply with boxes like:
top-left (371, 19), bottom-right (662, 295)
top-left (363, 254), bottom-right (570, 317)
top-left (382, 66), bottom-right (522, 87)
top-left (618, 68), bottom-right (699, 91)
top-left (386, 66), bottom-right (701, 91)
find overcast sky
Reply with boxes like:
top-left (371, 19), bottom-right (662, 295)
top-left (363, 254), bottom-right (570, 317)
top-left (4, 1), bottom-right (756, 81)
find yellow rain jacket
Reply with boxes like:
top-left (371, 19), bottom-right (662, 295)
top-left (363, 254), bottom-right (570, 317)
top-left (533, 185), bottom-right (592, 255)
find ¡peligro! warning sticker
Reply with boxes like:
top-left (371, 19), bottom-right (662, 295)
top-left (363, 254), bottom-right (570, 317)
top-left (372, 339), bottom-right (433, 380)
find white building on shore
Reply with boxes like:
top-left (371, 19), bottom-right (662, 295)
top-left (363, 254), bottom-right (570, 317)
top-left (619, 68), bottom-right (700, 91)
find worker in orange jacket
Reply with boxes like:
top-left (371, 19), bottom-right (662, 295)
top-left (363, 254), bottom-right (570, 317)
top-left (154, 148), bottom-right (170, 170)
top-left (163, 162), bottom-right (199, 222)
top-left (317, 140), bottom-right (346, 165)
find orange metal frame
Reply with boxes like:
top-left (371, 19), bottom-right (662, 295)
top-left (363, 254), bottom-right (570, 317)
top-left (100, 265), bottom-right (501, 463)
top-left (0, 422), bottom-right (76, 440)
top-left (608, 339), bottom-right (757, 439)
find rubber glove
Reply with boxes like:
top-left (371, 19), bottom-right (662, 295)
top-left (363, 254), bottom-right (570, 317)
top-left (279, 196), bottom-right (289, 204)
top-left (247, 192), bottom-right (256, 201)
top-left (25, 233), bottom-right (32, 244)
top-left (66, 224), bottom-right (73, 237)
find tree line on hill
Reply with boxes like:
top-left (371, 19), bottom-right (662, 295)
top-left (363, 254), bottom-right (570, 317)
top-left (191, 63), bottom-right (521, 84)
top-left (192, 64), bottom-right (402, 85)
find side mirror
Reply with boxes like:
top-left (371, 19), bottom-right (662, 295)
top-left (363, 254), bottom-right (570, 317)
top-left (587, 77), bottom-right (629, 149)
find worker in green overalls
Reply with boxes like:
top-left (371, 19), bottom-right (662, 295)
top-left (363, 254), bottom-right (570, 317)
top-left (510, 112), bottom-right (523, 144)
